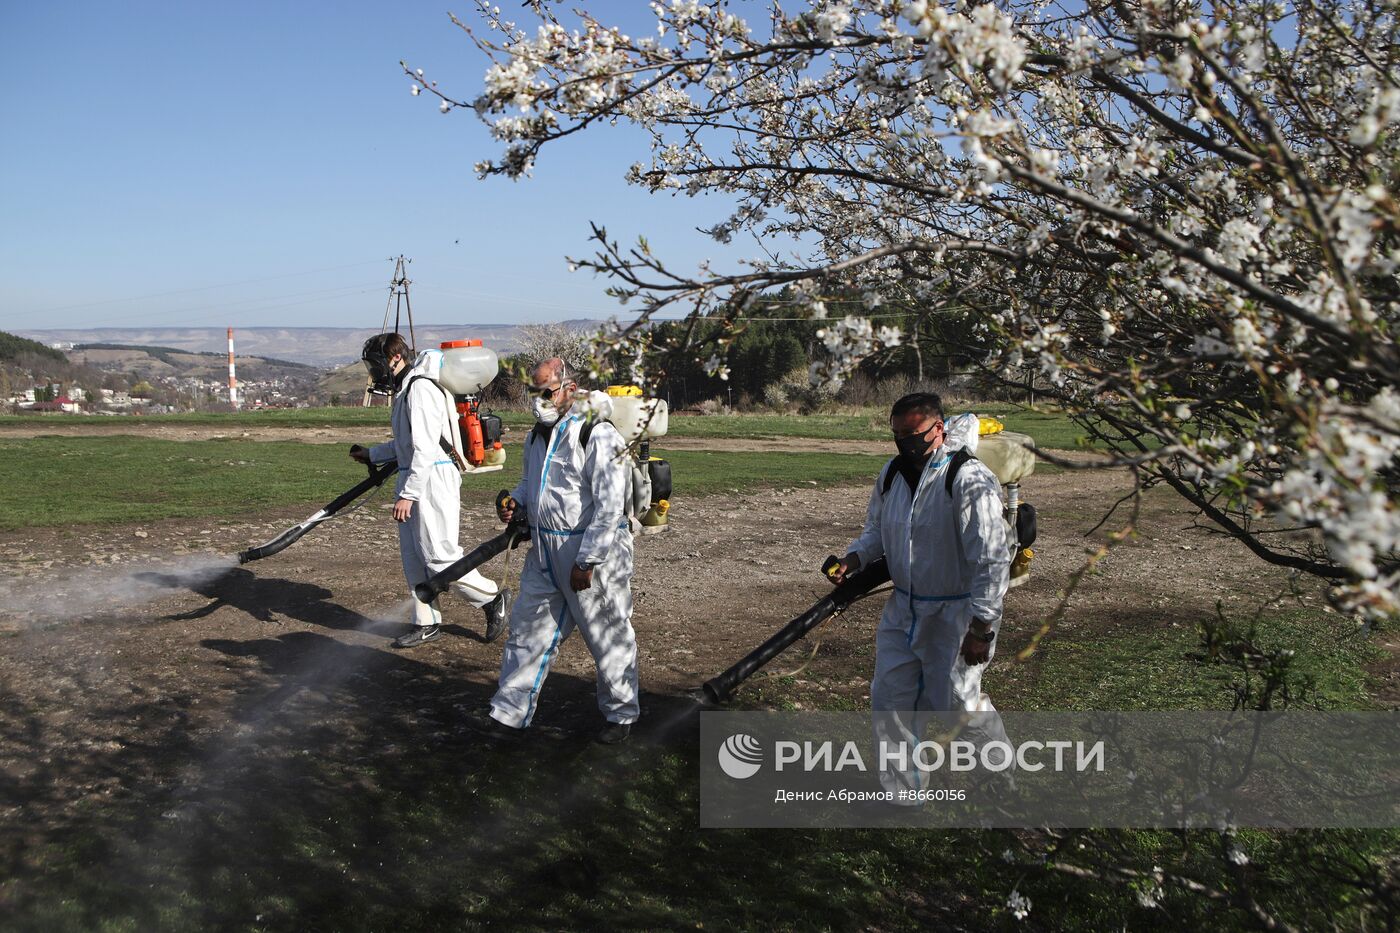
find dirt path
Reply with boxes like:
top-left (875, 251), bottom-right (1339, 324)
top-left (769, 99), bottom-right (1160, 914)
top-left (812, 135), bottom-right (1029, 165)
top-left (0, 464), bottom-right (1331, 704)
top-left (0, 420), bottom-right (899, 454)
top-left (0, 422), bottom-right (391, 445)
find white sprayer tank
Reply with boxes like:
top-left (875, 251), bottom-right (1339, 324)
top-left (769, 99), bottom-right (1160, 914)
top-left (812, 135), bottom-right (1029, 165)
top-left (605, 386), bottom-right (669, 443)
top-left (976, 431), bottom-right (1036, 484)
top-left (437, 340), bottom-right (499, 396)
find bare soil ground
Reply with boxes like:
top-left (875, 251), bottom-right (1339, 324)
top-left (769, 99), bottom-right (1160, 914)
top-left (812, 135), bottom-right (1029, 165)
top-left (0, 450), bottom-right (1380, 926)
top-left (0, 461), bottom-right (1344, 753)
top-left (0, 422), bottom-right (393, 444)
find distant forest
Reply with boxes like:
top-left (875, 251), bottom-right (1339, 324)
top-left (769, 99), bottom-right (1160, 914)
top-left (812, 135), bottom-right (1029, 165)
top-left (0, 331), bottom-right (66, 364)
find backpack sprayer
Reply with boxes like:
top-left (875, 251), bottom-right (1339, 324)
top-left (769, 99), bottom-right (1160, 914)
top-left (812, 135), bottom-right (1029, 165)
top-left (973, 417), bottom-right (1038, 586)
top-left (604, 385), bottom-right (672, 533)
top-left (412, 383), bottom-right (675, 600)
top-left (438, 340), bottom-right (505, 472)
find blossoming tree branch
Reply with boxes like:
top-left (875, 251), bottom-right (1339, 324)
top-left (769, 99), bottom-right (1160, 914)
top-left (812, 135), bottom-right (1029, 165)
top-left (406, 0), bottom-right (1398, 619)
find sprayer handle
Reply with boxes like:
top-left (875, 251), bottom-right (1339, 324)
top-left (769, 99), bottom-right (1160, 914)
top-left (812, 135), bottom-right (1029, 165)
top-left (821, 555), bottom-right (842, 581)
top-left (495, 489), bottom-right (519, 523)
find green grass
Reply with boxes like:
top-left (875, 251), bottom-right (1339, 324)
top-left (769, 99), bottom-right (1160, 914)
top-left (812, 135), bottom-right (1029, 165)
top-left (0, 437), bottom-right (375, 529)
top-left (992, 609), bottom-right (1385, 712)
top-left (0, 436), bottom-right (893, 529)
top-left (655, 404), bottom-right (1088, 449)
top-left (713, 605), bottom-right (1395, 931)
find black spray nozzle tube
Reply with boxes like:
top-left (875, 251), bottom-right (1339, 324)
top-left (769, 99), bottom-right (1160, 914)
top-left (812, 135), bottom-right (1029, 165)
top-left (414, 518), bottom-right (530, 603)
top-left (238, 459), bottom-right (398, 564)
top-left (701, 557), bottom-right (892, 705)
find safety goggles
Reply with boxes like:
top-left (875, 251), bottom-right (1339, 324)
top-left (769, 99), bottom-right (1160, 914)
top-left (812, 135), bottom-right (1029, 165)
top-left (533, 382), bottom-right (564, 400)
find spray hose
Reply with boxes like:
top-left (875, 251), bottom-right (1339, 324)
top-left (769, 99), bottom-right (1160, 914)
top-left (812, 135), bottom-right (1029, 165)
top-left (238, 453), bottom-right (397, 564)
top-left (414, 492), bottom-right (530, 603)
top-left (701, 557), bottom-right (892, 705)
top-left (766, 581), bottom-right (894, 681)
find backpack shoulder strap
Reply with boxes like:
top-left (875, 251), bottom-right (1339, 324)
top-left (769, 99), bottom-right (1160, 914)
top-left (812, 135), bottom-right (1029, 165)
top-left (945, 447), bottom-right (975, 496)
top-left (405, 373), bottom-right (441, 393)
top-left (880, 458), bottom-right (898, 497)
top-left (580, 417), bottom-right (595, 451)
top-left (405, 375), bottom-right (466, 470)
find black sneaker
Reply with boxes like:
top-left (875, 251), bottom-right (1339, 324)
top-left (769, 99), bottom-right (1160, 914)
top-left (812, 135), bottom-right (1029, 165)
top-left (596, 722), bottom-right (632, 745)
top-left (482, 589), bottom-right (511, 643)
top-left (483, 716), bottom-right (525, 741)
top-left (392, 624), bottom-right (441, 649)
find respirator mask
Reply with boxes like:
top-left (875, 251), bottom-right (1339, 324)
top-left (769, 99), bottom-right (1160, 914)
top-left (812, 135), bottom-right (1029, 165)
top-left (361, 335), bottom-right (402, 396)
top-left (532, 395), bottom-right (560, 427)
top-left (894, 422), bottom-right (939, 463)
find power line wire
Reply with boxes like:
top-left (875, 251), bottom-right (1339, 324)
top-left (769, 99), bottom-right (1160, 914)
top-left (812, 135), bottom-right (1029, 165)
top-left (413, 282), bottom-right (616, 317)
top-left (33, 282), bottom-right (386, 329)
top-left (20, 259), bottom-right (391, 316)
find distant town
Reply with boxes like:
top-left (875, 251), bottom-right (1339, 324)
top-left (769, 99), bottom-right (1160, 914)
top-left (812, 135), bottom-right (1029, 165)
top-left (9, 377), bottom-right (310, 415)
top-left (1, 332), bottom-right (334, 415)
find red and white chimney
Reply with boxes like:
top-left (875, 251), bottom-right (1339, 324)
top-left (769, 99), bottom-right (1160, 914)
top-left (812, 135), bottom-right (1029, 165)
top-left (227, 327), bottom-right (239, 409)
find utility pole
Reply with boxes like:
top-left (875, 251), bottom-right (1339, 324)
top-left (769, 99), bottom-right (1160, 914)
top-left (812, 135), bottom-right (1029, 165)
top-left (227, 327), bottom-right (239, 410)
top-left (364, 255), bottom-right (416, 407)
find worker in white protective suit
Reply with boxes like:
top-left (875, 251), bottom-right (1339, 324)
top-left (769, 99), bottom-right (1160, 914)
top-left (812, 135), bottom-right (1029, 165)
top-left (832, 392), bottom-right (1012, 799)
top-left (351, 332), bottom-right (509, 649)
top-left (487, 357), bottom-right (640, 744)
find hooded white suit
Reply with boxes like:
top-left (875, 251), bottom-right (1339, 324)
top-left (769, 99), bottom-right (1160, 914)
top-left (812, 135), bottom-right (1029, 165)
top-left (489, 393), bottom-right (639, 728)
top-left (367, 348), bottom-right (498, 627)
top-left (846, 413), bottom-right (1012, 797)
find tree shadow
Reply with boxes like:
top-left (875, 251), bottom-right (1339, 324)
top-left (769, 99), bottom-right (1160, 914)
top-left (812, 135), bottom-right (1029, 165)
top-left (134, 566), bottom-right (396, 634)
top-left (1, 624), bottom-right (976, 931)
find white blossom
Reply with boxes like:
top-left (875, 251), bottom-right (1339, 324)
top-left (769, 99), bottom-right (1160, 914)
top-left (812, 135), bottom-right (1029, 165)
top-left (443, 0), bottom-right (1400, 617)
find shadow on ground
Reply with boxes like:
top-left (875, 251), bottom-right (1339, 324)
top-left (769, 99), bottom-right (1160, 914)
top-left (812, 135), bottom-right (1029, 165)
top-left (0, 570), bottom-right (979, 932)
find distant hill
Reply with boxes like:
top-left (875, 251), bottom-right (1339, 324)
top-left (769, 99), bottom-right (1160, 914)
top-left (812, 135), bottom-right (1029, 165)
top-left (15, 325), bottom-right (600, 367)
top-left (0, 331), bottom-right (66, 364)
top-left (318, 362), bottom-right (376, 406)
top-left (75, 343), bottom-right (313, 370)
top-left (68, 344), bottom-right (316, 384)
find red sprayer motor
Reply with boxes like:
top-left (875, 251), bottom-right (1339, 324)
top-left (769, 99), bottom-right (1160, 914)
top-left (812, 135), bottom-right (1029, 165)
top-left (439, 339), bottom-right (505, 472)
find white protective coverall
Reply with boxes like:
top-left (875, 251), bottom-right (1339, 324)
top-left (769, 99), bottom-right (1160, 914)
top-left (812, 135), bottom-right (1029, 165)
top-left (489, 395), bottom-right (639, 728)
top-left (367, 348), bottom-right (499, 627)
top-left (846, 413), bottom-right (1012, 796)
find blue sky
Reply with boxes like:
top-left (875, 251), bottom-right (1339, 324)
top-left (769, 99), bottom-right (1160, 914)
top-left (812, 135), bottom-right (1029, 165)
top-left (0, 1), bottom-right (750, 331)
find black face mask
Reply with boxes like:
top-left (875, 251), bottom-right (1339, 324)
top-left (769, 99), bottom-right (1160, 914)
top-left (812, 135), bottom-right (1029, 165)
top-left (361, 336), bottom-right (403, 396)
top-left (895, 431), bottom-right (932, 463)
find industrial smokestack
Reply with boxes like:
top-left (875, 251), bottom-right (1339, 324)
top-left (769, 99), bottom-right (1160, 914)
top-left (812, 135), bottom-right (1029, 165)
top-left (227, 327), bottom-right (238, 409)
